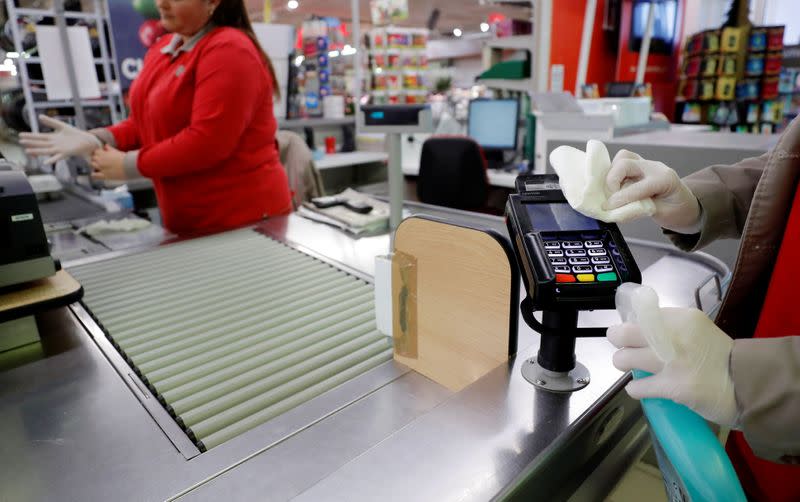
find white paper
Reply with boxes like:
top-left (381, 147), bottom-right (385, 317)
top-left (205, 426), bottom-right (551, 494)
top-left (549, 139), bottom-right (656, 222)
top-left (37, 25), bottom-right (101, 101)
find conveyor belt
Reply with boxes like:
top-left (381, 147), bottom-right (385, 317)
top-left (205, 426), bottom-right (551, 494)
top-left (69, 229), bottom-right (392, 451)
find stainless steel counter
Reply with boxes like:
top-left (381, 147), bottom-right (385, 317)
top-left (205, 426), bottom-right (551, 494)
top-left (0, 204), bottom-right (729, 501)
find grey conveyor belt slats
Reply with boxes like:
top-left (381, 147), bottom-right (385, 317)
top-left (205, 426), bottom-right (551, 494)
top-left (68, 229), bottom-right (392, 451)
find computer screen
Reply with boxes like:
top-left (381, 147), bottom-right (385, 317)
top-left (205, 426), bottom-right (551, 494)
top-left (468, 99), bottom-right (519, 151)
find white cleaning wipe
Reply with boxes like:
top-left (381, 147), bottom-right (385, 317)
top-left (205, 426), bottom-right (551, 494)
top-left (549, 139), bottom-right (656, 223)
top-left (79, 217), bottom-right (151, 236)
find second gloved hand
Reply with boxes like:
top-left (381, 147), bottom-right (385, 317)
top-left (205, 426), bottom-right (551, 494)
top-left (19, 115), bottom-right (102, 165)
top-left (604, 150), bottom-right (702, 234)
top-left (608, 306), bottom-right (739, 427)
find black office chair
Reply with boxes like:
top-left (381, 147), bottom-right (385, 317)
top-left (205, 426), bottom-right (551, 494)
top-left (417, 136), bottom-right (489, 211)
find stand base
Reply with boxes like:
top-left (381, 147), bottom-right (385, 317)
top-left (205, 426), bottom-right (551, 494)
top-left (521, 358), bottom-right (590, 393)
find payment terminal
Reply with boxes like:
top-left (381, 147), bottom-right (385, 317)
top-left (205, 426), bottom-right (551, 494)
top-left (506, 174), bottom-right (642, 392)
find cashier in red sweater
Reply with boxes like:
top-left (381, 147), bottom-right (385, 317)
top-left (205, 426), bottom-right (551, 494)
top-left (20, 0), bottom-right (292, 235)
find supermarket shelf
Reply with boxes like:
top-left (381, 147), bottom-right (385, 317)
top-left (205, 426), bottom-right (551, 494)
top-left (15, 7), bottom-right (100, 20)
top-left (485, 35), bottom-right (534, 51)
top-left (477, 78), bottom-right (533, 92)
top-left (278, 117), bottom-right (355, 129)
top-left (22, 57), bottom-right (109, 65)
top-left (33, 98), bottom-right (113, 109)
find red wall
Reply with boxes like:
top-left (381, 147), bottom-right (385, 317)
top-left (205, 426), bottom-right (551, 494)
top-left (548, 0), bottom-right (686, 120)
top-left (614, 0), bottom-right (685, 118)
top-left (549, 0), bottom-right (617, 95)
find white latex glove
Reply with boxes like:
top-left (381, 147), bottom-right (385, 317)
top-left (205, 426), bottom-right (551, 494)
top-left (19, 115), bottom-right (102, 165)
top-left (609, 283), bottom-right (739, 427)
top-left (605, 150), bottom-right (702, 233)
top-left (549, 140), bottom-right (656, 223)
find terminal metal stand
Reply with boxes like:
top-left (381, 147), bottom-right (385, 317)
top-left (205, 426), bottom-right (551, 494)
top-left (519, 298), bottom-right (605, 393)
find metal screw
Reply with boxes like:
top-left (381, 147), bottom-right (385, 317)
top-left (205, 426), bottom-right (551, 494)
top-left (535, 379), bottom-right (547, 386)
top-left (577, 378), bottom-right (589, 385)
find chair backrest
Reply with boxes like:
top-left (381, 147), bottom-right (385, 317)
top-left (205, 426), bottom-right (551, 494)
top-left (276, 129), bottom-right (325, 209)
top-left (417, 136), bottom-right (488, 210)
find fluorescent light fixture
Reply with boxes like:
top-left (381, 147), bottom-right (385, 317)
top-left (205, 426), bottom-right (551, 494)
top-left (453, 28), bottom-right (462, 37)
top-left (6, 51), bottom-right (19, 58)
top-left (294, 55), bottom-right (304, 66)
top-left (480, 22), bottom-right (489, 32)
top-left (328, 50), bottom-right (340, 58)
top-left (287, 0), bottom-right (298, 10)
top-left (341, 44), bottom-right (357, 56)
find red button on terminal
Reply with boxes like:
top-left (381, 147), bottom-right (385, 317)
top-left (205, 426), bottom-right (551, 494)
top-left (556, 274), bottom-right (576, 283)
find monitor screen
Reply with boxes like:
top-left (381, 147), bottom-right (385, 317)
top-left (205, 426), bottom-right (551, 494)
top-left (468, 99), bottom-right (519, 150)
top-left (525, 202), bottom-right (600, 232)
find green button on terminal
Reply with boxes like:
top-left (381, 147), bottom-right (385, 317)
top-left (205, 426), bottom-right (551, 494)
top-left (597, 272), bottom-right (617, 282)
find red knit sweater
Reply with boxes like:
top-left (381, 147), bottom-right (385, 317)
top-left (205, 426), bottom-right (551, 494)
top-left (108, 27), bottom-right (291, 235)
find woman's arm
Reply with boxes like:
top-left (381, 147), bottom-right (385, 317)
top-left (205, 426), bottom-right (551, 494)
top-left (97, 116), bottom-right (142, 152)
top-left (128, 39), bottom-right (267, 179)
top-left (666, 153), bottom-right (767, 251)
top-left (731, 337), bottom-right (800, 462)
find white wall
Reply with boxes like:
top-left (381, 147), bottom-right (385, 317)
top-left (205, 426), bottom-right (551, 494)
top-left (762, 0), bottom-right (800, 44)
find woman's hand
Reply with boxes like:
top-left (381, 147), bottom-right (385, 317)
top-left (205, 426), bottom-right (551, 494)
top-left (91, 145), bottom-right (127, 181)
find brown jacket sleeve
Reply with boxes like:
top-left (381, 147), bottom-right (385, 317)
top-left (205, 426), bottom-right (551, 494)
top-left (731, 337), bottom-right (800, 463)
top-left (664, 152), bottom-right (768, 251)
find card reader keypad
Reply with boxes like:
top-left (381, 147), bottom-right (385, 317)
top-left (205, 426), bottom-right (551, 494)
top-left (545, 238), bottom-right (620, 283)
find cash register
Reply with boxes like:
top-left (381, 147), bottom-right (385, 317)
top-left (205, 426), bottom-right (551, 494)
top-left (0, 166), bottom-right (57, 288)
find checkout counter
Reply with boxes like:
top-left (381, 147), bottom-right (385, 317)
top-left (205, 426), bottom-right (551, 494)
top-left (0, 184), bottom-right (729, 500)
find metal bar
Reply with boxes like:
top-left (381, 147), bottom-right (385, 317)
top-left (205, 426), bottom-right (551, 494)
top-left (16, 7), bottom-right (99, 19)
top-left (32, 99), bottom-right (112, 109)
top-left (351, 0), bottom-right (362, 134)
top-left (92, 0), bottom-right (124, 122)
top-left (387, 132), bottom-right (402, 247)
top-left (69, 303), bottom-right (203, 459)
top-left (138, 297), bottom-right (374, 381)
top-left (159, 313), bottom-right (376, 400)
top-left (197, 347), bottom-right (392, 449)
top-left (124, 283), bottom-right (369, 364)
top-left (634, 0), bottom-right (656, 85)
top-left (53, 0), bottom-right (87, 129)
top-left (5, 0), bottom-right (39, 133)
top-left (575, 0), bottom-right (598, 95)
top-left (173, 329), bottom-right (381, 418)
top-left (118, 274), bottom-right (357, 353)
top-left (532, 0), bottom-right (552, 92)
top-left (187, 338), bottom-right (391, 439)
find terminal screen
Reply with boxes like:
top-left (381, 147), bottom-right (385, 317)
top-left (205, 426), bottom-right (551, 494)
top-left (525, 202), bottom-right (600, 232)
top-left (468, 99), bottom-right (518, 150)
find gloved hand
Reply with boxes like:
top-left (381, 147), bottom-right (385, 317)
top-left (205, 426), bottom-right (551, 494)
top-left (19, 115), bottom-right (102, 165)
top-left (609, 283), bottom-right (739, 427)
top-left (604, 150), bottom-right (702, 234)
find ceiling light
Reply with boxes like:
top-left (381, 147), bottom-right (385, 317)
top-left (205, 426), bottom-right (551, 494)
top-left (287, 0), bottom-right (298, 10)
top-left (341, 45), bottom-right (357, 56)
top-left (328, 50), bottom-right (340, 58)
top-left (6, 51), bottom-right (19, 58)
top-left (375, 67), bottom-right (383, 74)
top-left (453, 28), bottom-right (462, 37)
top-left (480, 22), bottom-right (489, 33)
top-left (294, 55), bottom-right (304, 66)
